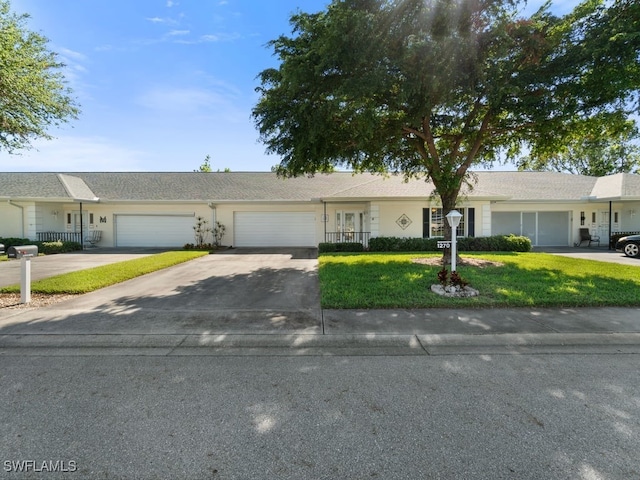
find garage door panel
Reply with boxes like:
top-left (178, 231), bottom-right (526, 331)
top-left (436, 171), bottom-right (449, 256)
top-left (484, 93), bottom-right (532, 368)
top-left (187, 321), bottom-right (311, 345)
top-left (116, 215), bottom-right (195, 247)
top-left (491, 211), bottom-right (570, 246)
top-left (235, 212), bottom-right (316, 247)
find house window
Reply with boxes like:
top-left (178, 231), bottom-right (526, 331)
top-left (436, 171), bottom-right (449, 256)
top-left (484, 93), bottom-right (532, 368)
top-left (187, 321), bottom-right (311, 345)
top-left (431, 208), bottom-right (444, 237)
top-left (89, 213), bottom-right (94, 224)
top-left (431, 208), bottom-right (465, 237)
top-left (580, 211), bottom-right (585, 226)
top-left (591, 212), bottom-right (596, 223)
top-left (67, 213), bottom-right (71, 224)
top-left (614, 212), bottom-right (619, 223)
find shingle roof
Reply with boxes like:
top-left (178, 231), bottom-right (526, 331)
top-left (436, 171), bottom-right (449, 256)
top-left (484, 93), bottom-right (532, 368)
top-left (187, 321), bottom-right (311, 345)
top-left (0, 173), bottom-right (72, 199)
top-left (1, 171), bottom-right (637, 202)
top-left (472, 171), bottom-right (599, 201)
top-left (589, 173), bottom-right (640, 200)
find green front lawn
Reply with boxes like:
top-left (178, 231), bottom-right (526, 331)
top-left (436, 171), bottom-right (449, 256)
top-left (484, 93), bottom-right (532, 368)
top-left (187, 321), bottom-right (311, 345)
top-left (319, 252), bottom-right (640, 309)
top-left (0, 250), bottom-right (209, 294)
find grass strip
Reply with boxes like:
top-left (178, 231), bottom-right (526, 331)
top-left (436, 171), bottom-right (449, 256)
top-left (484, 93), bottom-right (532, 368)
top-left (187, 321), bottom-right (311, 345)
top-left (0, 251), bottom-right (209, 294)
top-left (319, 252), bottom-right (640, 309)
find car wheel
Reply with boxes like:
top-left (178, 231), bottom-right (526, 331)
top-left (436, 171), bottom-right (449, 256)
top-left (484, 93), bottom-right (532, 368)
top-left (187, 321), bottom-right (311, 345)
top-left (623, 242), bottom-right (640, 258)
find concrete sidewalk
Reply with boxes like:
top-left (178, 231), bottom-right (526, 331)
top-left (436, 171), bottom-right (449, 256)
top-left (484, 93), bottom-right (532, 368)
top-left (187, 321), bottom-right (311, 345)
top-left (2, 304), bottom-right (640, 355)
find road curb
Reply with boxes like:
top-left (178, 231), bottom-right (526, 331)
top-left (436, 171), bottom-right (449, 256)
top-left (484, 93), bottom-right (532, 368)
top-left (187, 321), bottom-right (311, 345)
top-left (1, 332), bottom-right (640, 356)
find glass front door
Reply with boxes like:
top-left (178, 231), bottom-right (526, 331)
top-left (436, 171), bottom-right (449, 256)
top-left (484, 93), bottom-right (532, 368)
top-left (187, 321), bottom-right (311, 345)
top-left (337, 211), bottom-right (362, 242)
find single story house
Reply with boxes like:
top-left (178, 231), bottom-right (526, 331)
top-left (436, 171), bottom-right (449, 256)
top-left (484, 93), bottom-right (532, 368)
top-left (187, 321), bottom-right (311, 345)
top-left (1, 171), bottom-right (639, 248)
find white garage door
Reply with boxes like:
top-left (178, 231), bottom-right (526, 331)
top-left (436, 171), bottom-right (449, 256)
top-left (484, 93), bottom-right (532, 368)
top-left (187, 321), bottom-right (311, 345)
top-left (234, 212), bottom-right (316, 247)
top-left (115, 215), bottom-right (195, 247)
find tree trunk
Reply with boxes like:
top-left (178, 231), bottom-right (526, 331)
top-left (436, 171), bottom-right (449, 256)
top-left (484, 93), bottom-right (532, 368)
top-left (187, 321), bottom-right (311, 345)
top-left (440, 193), bottom-right (461, 268)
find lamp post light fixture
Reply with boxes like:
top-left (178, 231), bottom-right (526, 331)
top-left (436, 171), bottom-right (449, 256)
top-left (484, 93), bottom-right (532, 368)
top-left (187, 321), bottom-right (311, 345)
top-left (445, 209), bottom-right (463, 273)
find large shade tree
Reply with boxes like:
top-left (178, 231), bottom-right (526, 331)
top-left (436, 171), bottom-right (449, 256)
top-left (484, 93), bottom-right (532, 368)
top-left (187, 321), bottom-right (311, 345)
top-left (517, 118), bottom-right (640, 176)
top-left (0, 0), bottom-right (79, 153)
top-left (253, 0), bottom-right (639, 251)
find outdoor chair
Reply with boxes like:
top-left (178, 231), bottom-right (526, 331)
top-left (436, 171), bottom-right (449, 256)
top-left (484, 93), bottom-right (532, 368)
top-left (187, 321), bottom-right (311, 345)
top-left (578, 228), bottom-right (600, 247)
top-left (85, 230), bottom-right (102, 248)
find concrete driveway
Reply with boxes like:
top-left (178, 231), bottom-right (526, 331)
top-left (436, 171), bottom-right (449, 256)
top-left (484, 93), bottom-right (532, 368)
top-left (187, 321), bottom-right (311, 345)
top-left (536, 246), bottom-right (640, 267)
top-left (0, 248), bottom-right (322, 335)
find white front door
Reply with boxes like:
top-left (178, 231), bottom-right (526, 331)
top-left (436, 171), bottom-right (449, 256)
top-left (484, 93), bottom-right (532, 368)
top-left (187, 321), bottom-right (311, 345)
top-left (72, 212), bottom-right (88, 237)
top-left (336, 211), bottom-right (362, 242)
top-left (597, 210), bottom-right (610, 241)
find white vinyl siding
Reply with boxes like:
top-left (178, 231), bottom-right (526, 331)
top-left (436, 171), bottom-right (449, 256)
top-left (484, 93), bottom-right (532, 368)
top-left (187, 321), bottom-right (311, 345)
top-left (115, 214), bottom-right (195, 247)
top-left (234, 212), bottom-right (316, 247)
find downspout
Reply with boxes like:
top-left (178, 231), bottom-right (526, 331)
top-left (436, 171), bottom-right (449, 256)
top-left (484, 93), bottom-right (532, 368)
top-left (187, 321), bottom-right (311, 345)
top-left (609, 201), bottom-right (612, 250)
top-left (8, 200), bottom-right (25, 238)
top-left (80, 202), bottom-right (84, 249)
top-left (208, 203), bottom-right (216, 245)
top-left (323, 201), bottom-right (327, 243)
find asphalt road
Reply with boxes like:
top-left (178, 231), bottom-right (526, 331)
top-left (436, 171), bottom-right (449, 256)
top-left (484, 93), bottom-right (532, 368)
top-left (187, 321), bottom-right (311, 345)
top-left (1, 354), bottom-right (639, 480)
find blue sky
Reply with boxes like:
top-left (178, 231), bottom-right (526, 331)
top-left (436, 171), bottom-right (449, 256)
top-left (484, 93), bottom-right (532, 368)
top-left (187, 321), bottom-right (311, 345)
top-left (3, 0), bottom-right (581, 172)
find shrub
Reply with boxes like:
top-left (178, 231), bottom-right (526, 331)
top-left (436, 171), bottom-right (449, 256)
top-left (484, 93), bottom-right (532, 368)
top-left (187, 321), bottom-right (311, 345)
top-left (0, 237), bottom-right (31, 250)
top-left (369, 235), bottom-right (531, 252)
top-left (0, 238), bottom-right (80, 255)
top-left (183, 243), bottom-right (216, 250)
top-left (34, 241), bottom-right (82, 254)
top-left (318, 242), bottom-right (364, 253)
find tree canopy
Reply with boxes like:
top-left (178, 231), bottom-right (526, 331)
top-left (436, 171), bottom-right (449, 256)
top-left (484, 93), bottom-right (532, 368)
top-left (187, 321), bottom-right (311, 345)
top-left (0, 0), bottom-right (79, 153)
top-left (518, 117), bottom-right (640, 176)
top-left (253, 0), bottom-right (640, 238)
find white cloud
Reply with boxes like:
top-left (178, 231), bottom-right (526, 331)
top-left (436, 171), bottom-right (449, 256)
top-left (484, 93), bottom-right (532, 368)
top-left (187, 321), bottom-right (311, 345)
top-left (134, 83), bottom-right (246, 124)
top-left (57, 48), bottom-right (87, 62)
top-left (166, 0), bottom-right (178, 6)
top-left (0, 136), bottom-right (149, 172)
top-left (136, 86), bottom-right (229, 113)
top-left (145, 16), bottom-right (180, 26)
top-left (167, 29), bottom-right (190, 36)
top-left (54, 46), bottom-right (91, 100)
top-left (173, 32), bottom-right (241, 44)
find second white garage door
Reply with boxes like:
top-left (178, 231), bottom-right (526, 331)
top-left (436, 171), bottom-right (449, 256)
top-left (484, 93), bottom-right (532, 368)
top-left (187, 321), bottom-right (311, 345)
top-left (115, 214), bottom-right (195, 247)
top-left (234, 212), bottom-right (316, 247)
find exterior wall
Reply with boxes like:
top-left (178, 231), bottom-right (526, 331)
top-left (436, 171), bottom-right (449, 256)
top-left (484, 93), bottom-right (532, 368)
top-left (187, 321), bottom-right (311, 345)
top-left (375, 201), bottom-right (428, 238)
top-left (368, 199), bottom-right (488, 239)
top-left (0, 203), bottom-right (25, 238)
top-left (5, 198), bottom-right (640, 248)
top-left (36, 203), bottom-right (67, 233)
top-left (61, 203), bottom-right (215, 247)
top-left (620, 202), bottom-right (640, 232)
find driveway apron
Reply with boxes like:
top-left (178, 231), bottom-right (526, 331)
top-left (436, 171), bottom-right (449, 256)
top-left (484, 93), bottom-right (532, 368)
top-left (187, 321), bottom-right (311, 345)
top-left (0, 252), bottom-right (322, 335)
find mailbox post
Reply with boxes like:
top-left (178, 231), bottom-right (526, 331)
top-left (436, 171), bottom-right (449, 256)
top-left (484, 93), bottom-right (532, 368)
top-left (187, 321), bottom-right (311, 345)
top-left (445, 210), bottom-right (463, 273)
top-left (8, 246), bottom-right (39, 304)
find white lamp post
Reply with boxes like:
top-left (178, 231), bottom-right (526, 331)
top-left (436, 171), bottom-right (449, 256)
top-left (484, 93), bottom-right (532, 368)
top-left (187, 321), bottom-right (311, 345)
top-left (445, 210), bottom-right (463, 273)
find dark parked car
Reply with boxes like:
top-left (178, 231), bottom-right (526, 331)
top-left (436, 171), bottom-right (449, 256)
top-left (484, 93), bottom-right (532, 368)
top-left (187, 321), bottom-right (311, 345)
top-left (615, 235), bottom-right (640, 258)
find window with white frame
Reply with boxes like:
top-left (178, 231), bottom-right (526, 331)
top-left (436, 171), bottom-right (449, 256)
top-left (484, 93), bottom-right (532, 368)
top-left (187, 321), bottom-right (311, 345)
top-left (431, 208), bottom-right (465, 237)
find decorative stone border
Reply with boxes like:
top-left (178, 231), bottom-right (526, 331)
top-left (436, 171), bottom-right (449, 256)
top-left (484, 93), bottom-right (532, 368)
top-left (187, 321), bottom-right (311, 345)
top-left (430, 284), bottom-right (479, 298)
